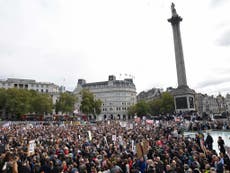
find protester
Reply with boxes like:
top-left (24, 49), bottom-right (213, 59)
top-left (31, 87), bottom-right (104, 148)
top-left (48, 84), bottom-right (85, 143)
top-left (205, 133), bottom-right (214, 151)
top-left (0, 117), bottom-right (230, 173)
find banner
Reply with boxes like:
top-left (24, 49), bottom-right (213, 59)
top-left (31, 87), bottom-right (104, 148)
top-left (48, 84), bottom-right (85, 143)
top-left (2, 122), bottom-right (10, 128)
top-left (146, 119), bottom-right (153, 125)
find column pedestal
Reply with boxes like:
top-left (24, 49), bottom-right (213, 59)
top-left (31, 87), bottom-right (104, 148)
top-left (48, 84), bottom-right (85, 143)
top-left (172, 86), bottom-right (195, 113)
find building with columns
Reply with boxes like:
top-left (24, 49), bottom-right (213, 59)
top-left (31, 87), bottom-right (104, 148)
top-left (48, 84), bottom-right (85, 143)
top-left (0, 78), bottom-right (63, 103)
top-left (74, 75), bottom-right (136, 120)
top-left (196, 93), bottom-right (219, 115)
top-left (226, 94), bottom-right (230, 113)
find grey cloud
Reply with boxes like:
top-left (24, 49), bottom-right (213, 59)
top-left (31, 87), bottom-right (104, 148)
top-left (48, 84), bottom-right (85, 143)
top-left (216, 30), bottom-right (230, 46)
top-left (203, 87), bottom-right (230, 96)
top-left (196, 77), bottom-right (230, 89)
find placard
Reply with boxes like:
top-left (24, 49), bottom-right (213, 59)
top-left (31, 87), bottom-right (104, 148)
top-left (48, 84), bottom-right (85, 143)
top-left (28, 140), bottom-right (36, 156)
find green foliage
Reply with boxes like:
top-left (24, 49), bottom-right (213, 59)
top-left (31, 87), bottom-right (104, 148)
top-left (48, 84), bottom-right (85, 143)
top-left (80, 89), bottom-right (102, 116)
top-left (0, 88), bottom-right (54, 118)
top-left (55, 92), bottom-right (77, 114)
top-left (31, 93), bottom-right (53, 114)
top-left (128, 92), bottom-right (174, 117)
top-left (5, 88), bottom-right (31, 116)
top-left (0, 88), bottom-right (7, 109)
top-left (149, 92), bottom-right (174, 115)
top-left (94, 99), bottom-right (102, 115)
top-left (135, 100), bottom-right (150, 117)
top-left (160, 92), bottom-right (174, 113)
top-left (128, 105), bottom-right (136, 116)
top-left (149, 99), bottom-right (162, 115)
top-left (128, 100), bottom-right (150, 117)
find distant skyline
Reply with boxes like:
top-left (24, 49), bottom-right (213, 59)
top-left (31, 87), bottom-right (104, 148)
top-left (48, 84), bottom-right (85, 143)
top-left (0, 0), bottom-right (230, 96)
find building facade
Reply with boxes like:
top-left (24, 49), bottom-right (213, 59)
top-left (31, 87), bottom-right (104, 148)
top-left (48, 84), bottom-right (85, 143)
top-left (0, 78), bottom-right (62, 103)
top-left (74, 75), bottom-right (136, 120)
top-left (225, 94), bottom-right (230, 113)
top-left (196, 93), bottom-right (221, 115)
top-left (137, 88), bottom-right (163, 102)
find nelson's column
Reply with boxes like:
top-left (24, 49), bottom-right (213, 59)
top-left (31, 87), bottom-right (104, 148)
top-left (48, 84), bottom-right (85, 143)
top-left (168, 3), bottom-right (195, 113)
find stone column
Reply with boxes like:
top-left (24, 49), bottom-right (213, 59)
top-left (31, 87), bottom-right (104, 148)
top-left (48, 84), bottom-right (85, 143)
top-left (168, 3), bottom-right (187, 87)
top-left (168, 3), bottom-right (195, 113)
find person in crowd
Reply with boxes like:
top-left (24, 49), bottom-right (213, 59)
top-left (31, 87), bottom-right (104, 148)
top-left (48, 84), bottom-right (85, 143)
top-left (217, 136), bottom-right (225, 154)
top-left (205, 133), bottom-right (214, 151)
top-left (0, 116), bottom-right (230, 173)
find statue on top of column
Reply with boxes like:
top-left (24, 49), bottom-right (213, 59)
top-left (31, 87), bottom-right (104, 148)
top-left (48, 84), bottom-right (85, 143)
top-left (171, 2), bottom-right (178, 17)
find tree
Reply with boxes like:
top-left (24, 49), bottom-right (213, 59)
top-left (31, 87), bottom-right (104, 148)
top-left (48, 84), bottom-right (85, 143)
top-left (0, 88), bottom-right (7, 117)
top-left (94, 99), bottom-right (102, 116)
top-left (0, 88), bottom-right (6, 109)
top-left (5, 88), bottom-right (31, 118)
top-left (128, 104), bottom-right (136, 116)
top-left (127, 100), bottom-right (150, 117)
top-left (30, 93), bottom-right (53, 114)
top-left (160, 92), bottom-right (174, 113)
top-left (149, 92), bottom-right (174, 115)
top-left (149, 99), bottom-right (162, 115)
top-left (135, 100), bottom-right (150, 117)
top-left (55, 92), bottom-right (77, 114)
top-left (80, 89), bottom-right (102, 118)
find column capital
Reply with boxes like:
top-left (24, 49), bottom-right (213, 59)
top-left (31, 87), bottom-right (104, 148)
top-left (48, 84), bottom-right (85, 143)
top-left (168, 16), bottom-right (182, 25)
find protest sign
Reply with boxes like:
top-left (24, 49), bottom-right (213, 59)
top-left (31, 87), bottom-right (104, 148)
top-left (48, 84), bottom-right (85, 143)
top-left (28, 140), bottom-right (36, 156)
top-left (88, 131), bottom-right (92, 141)
top-left (136, 140), bottom-right (149, 158)
top-left (112, 135), bottom-right (116, 141)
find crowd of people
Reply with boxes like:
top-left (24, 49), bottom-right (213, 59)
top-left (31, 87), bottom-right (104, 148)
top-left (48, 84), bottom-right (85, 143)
top-left (0, 118), bottom-right (230, 173)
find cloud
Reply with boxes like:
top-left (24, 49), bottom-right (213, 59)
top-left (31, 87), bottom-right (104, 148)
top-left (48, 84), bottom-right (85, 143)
top-left (216, 30), bottom-right (230, 46)
top-left (196, 77), bottom-right (230, 89)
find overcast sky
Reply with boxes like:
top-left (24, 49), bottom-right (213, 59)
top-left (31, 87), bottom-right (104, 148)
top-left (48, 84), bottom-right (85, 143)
top-left (0, 0), bottom-right (230, 96)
